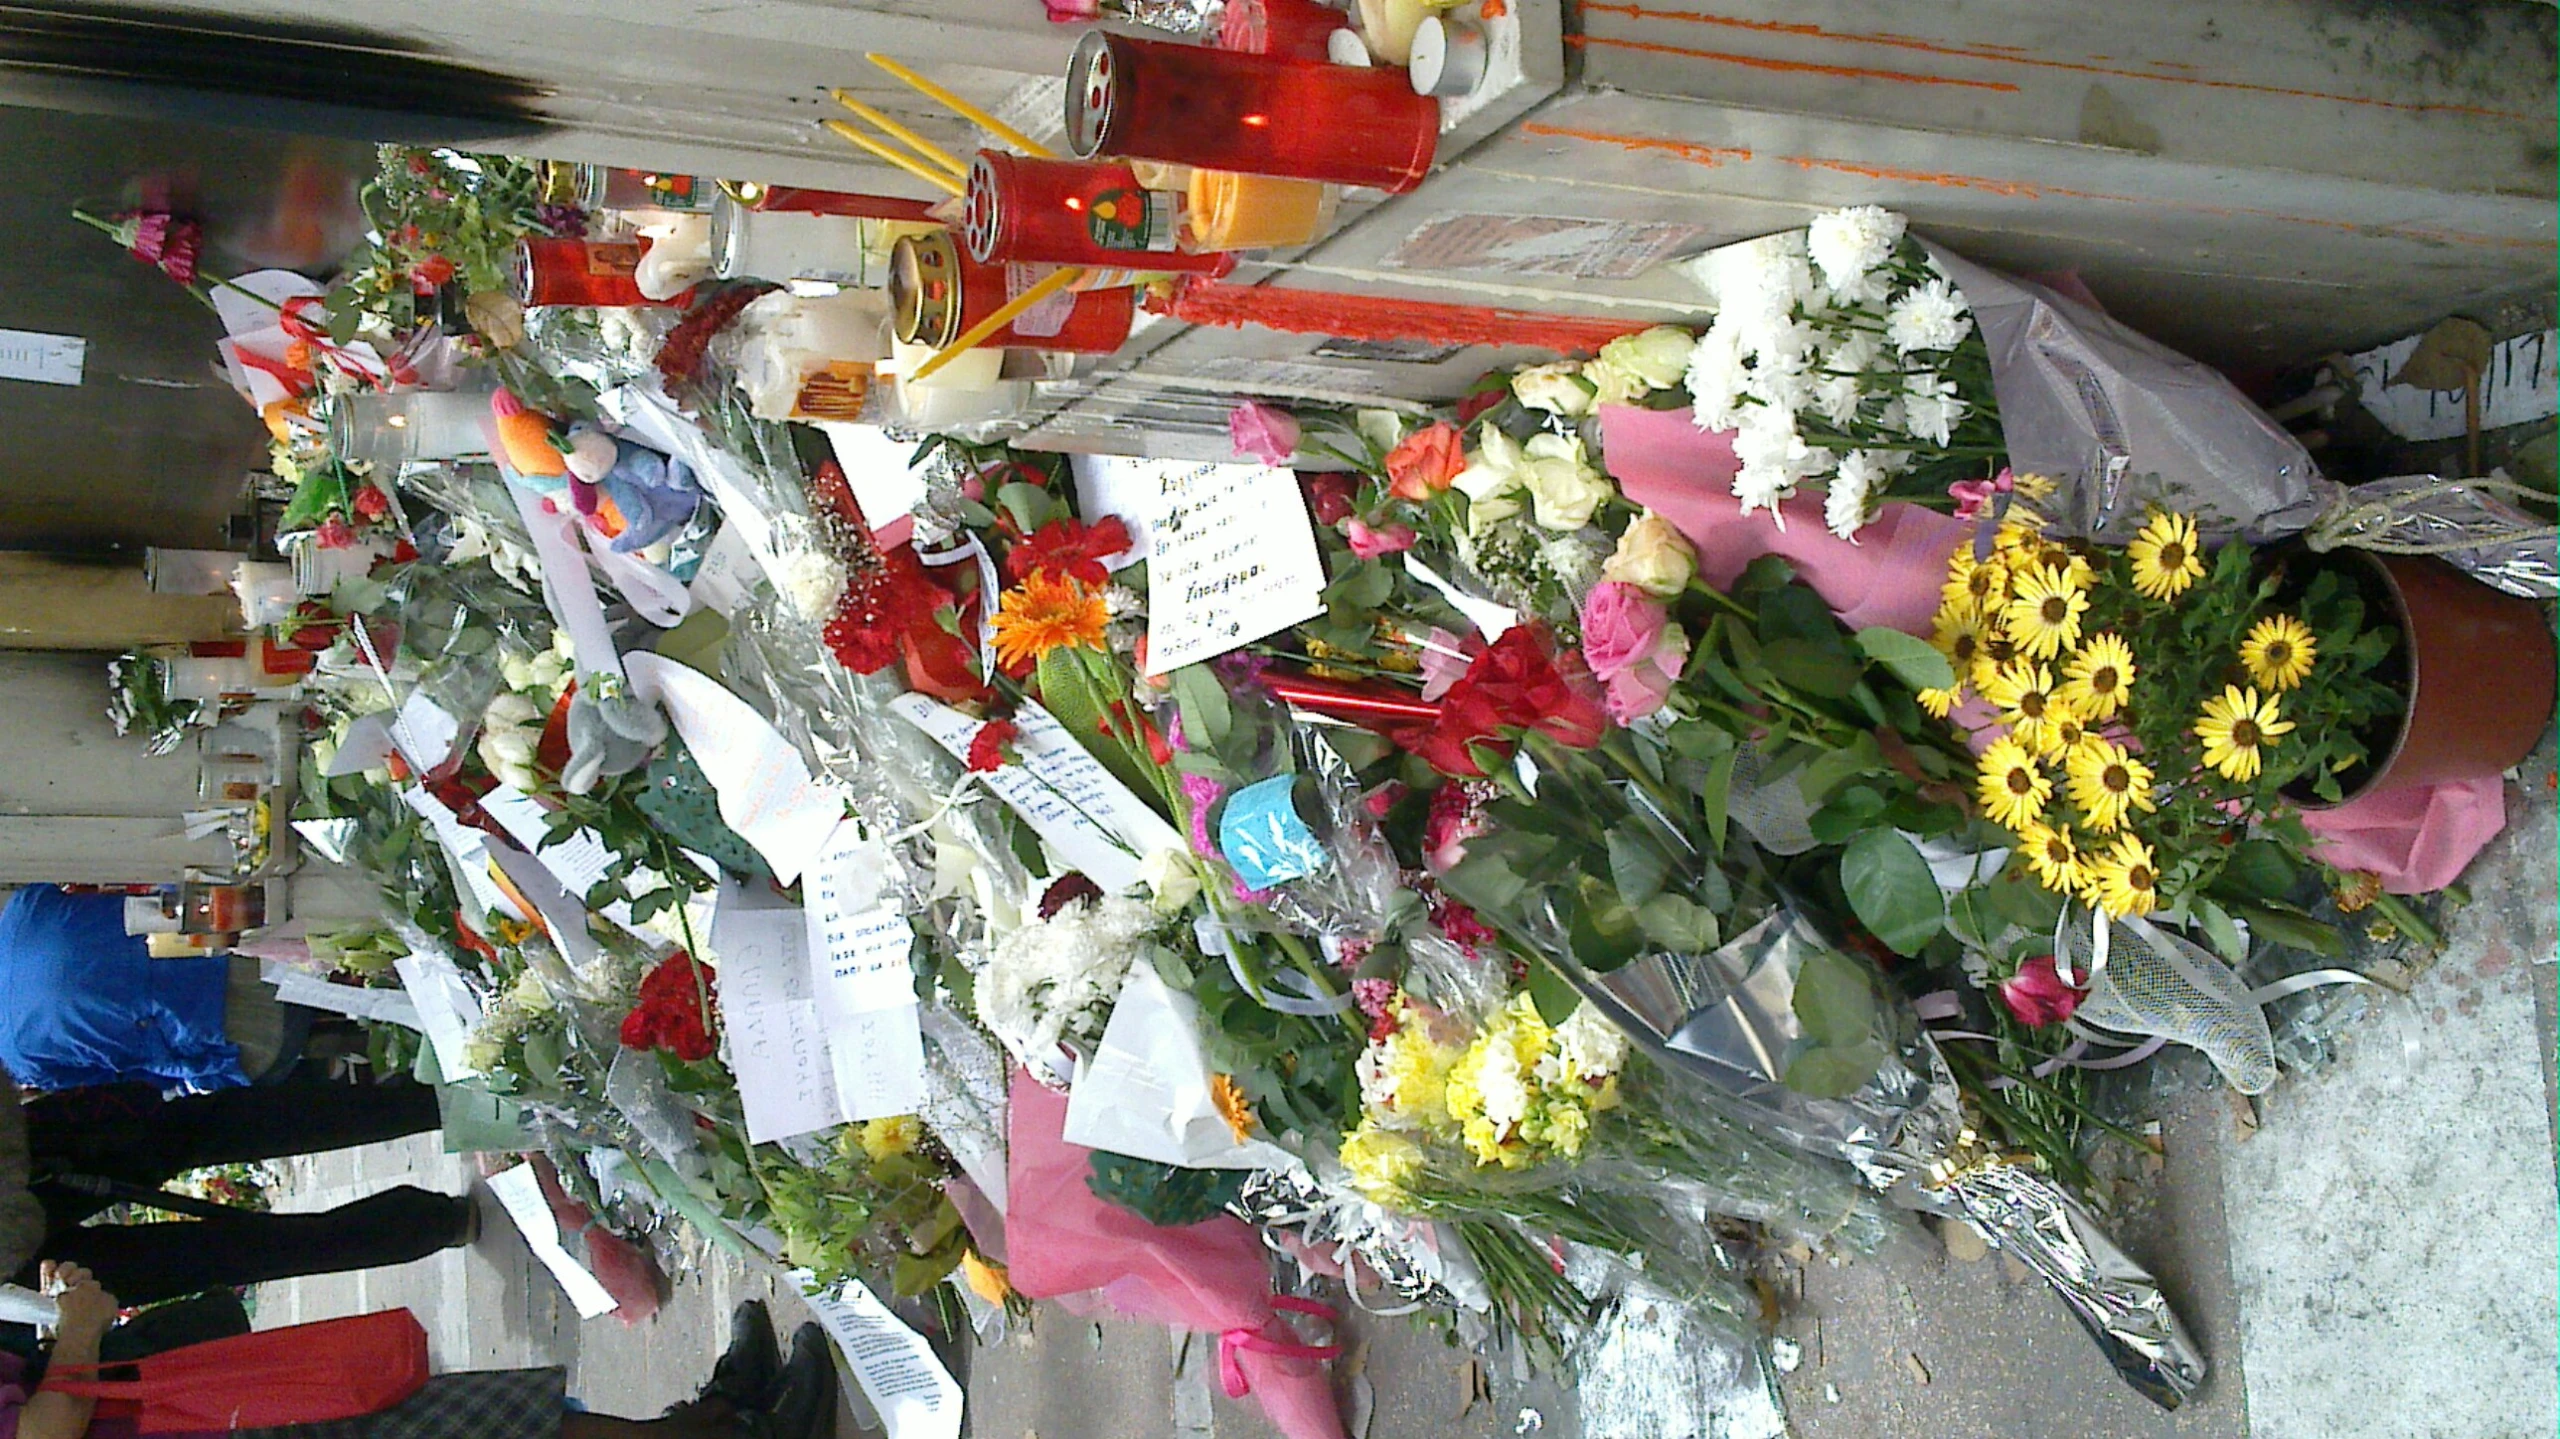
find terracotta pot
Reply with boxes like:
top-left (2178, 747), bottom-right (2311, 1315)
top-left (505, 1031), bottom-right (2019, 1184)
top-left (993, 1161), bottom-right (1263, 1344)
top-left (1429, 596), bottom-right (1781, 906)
top-left (2310, 551), bottom-right (2554, 804)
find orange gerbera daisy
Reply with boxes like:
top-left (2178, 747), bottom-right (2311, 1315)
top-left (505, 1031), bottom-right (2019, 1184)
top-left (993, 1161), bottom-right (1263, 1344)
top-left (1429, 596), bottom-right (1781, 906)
top-left (991, 571), bottom-right (1109, 670)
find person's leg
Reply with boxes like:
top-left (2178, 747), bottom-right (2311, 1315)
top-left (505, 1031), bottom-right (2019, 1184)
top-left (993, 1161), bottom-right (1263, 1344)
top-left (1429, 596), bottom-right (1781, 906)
top-left (39, 1184), bottom-right (471, 1306)
top-left (27, 1077), bottom-right (444, 1184)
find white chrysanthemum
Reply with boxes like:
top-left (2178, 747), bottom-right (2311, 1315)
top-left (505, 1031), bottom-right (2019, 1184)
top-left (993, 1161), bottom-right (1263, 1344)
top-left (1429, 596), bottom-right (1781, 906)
top-left (1808, 369), bottom-right (1866, 429)
top-left (1540, 1004), bottom-right (1629, 1086)
top-left (1806, 205), bottom-right (1908, 299)
top-left (976, 893), bottom-right (1160, 1075)
top-left (1899, 371), bottom-right (1968, 446)
top-left (770, 548), bottom-right (846, 622)
top-left (1822, 330), bottom-right (1886, 377)
top-left (1823, 449), bottom-right (1897, 541)
top-left (1685, 323), bottom-right (1750, 432)
top-left (1885, 278), bottom-right (1973, 354)
top-left (1689, 233), bottom-right (1814, 348)
top-left (1731, 410), bottom-right (1824, 519)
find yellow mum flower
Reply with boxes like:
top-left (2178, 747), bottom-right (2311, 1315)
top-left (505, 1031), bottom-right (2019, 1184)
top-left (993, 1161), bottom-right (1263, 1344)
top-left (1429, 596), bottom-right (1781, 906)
top-left (1916, 684), bottom-right (1964, 720)
top-left (2002, 565), bottom-right (2091, 660)
top-left (2240, 613), bottom-right (2318, 691)
top-left (1981, 660), bottom-right (2070, 754)
top-left (1337, 1122), bottom-right (1425, 1203)
top-left (1941, 553), bottom-right (2010, 617)
top-left (1930, 602), bottom-right (1988, 678)
top-left (1975, 736), bottom-right (2052, 830)
top-left (2058, 633), bottom-right (2137, 722)
top-left (2127, 510), bottom-right (2205, 602)
top-left (855, 1114), bottom-right (922, 1163)
top-left (2017, 821), bottom-right (2087, 895)
top-left (2064, 737), bottom-right (2157, 832)
top-left (2082, 833), bottom-right (2161, 918)
top-left (2195, 685), bottom-right (2296, 783)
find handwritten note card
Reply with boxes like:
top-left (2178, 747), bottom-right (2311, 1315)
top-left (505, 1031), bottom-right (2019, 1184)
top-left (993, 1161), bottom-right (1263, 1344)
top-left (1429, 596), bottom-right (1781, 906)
top-left (713, 885), bottom-right (845, 1144)
top-left (1138, 460), bottom-right (1325, 673)
top-left (486, 1163), bottom-right (620, 1319)
top-left (890, 697), bottom-right (1183, 895)
top-left (794, 1272), bottom-right (963, 1439)
top-left (804, 824), bottom-right (917, 1018)
top-left (479, 786), bottom-right (655, 938)
top-left (627, 653), bottom-right (846, 885)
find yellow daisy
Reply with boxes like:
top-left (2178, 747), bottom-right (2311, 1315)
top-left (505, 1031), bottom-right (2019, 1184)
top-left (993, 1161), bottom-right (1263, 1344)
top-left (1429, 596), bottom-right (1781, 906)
top-left (1992, 517), bottom-right (2046, 562)
top-left (2002, 565), bottom-right (2091, 660)
top-left (2127, 510), bottom-right (2205, 602)
top-left (2194, 685), bottom-right (2296, 784)
top-left (1970, 631), bottom-right (2021, 693)
top-left (2039, 707), bottom-right (2093, 762)
top-left (1916, 685), bottom-right (1963, 720)
top-left (1981, 660), bottom-right (2070, 754)
top-left (2058, 633), bottom-right (2137, 722)
top-left (1975, 736), bottom-right (2051, 831)
top-left (2010, 472), bottom-right (2057, 501)
top-left (2064, 737), bottom-right (2156, 832)
top-left (1931, 602), bottom-right (1988, 678)
top-left (2082, 833), bottom-right (2161, 918)
top-left (2017, 821), bottom-right (2087, 895)
top-left (2239, 613), bottom-right (2318, 691)
top-left (1941, 553), bottom-right (2011, 617)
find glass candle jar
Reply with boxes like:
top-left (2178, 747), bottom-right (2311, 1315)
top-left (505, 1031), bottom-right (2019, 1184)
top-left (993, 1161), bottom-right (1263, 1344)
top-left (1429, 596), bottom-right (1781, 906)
top-left (574, 166), bottom-right (720, 214)
top-left (329, 389), bottom-right (496, 471)
top-left (713, 197), bottom-right (911, 286)
top-left (1219, 0), bottom-right (1347, 61)
top-left (510, 238), bottom-right (688, 308)
top-left (1065, 29), bottom-right (1439, 194)
top-left (890, 230), bottom-right (1136, 355)
top-left (964, 151), bottom-right (1235, 276)
top-left (1184, 169), bottom-right (1337, 250)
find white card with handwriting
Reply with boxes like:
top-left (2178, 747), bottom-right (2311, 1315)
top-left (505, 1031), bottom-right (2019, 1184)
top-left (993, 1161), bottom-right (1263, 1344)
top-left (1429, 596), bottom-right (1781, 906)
top-left (1135, 460), bottom-right (1325, 673)
top-left (889, 697), bottom-right (1183, 895)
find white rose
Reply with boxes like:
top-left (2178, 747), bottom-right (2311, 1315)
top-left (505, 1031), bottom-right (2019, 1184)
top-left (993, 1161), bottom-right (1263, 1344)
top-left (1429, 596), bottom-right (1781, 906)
top-left (1511, 361), bottom-right (1597, 417)
top-left (1584, 326), bottom-right (1695, 406)
top-left (1138, 847), bottom-right (1202, 913)
top-left (1519, 433), bottom-right (1612, 531)
top-left (1354, 408), bottom-right (1408, 458)
top-left (1454, 425), bottom-right (1529, 534)
top-left (1600, 511), bottom-right (1698, 598)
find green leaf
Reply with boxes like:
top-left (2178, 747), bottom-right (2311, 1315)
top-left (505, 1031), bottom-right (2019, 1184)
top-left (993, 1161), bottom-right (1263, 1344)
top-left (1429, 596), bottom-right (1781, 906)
top-left (1166, 663), bottom-right (1233, 752)
top-left (2195, 898), bottom-right (2249, 965)
top-left (1636, 893), bottom-right (1720, 953)
top-left (1840, 829), bottom-right (1945, 955)
top-left (1322, 558), bottom-right (1396, 611)
top-left (1760, 638), bottom-right (1862, 699)
top-left (2215, 840), bottom-right (2299, 903)
top-left (1809, 785), bottom-right (1886, 845)
top-left (2227, 901), bottom-right (2345, 959)
top-left (1525, 957), bottom-right (1582, 1026)
top-left (1439, 852), bottom-right (1529, 913)
top-left (1791, 947), bottom-right (1879, 1046)
top-left (1797, 732), bottom-right (1884, 805)
top-left (1783, 1038), bottom-right (1888, 1099)
top-left (995, 481), bottom-right (1057, 532)
top-left (1564, 878), bottom-right (1647, 973)
top-left (1700, 744), bottom-right (1738, 855)
top-left (1606, 827), bottom-right (1673, 908)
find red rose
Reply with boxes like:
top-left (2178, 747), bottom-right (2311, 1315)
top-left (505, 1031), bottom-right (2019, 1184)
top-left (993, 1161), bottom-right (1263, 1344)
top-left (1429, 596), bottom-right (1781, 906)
top-left (314, 518), bottom-right (359, 550)
top-left (966, 717), bottom-right (1019, 773)
top-left (351, 485), bottom-right (391, 521)
top-left (1303, 473), bottom-right (1357, 527)
top-left (1385, 422), bottom-right (1465, 501)
top-left (1455, 387), bottom-right (1507, 427)
top-left (1996, 954), bottom-right (2087, 1028)
top-left (1006, 515), bottom-right (1133, 588)
top-left (1397, 626), bottom-right (1606, 777)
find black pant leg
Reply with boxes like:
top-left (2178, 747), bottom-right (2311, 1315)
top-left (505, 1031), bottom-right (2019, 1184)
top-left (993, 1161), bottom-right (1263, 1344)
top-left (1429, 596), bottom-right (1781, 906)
top-left (37, 1184), bottom-right (466, 1307)
top-left (29, 1078), bottom-right (443, 1182)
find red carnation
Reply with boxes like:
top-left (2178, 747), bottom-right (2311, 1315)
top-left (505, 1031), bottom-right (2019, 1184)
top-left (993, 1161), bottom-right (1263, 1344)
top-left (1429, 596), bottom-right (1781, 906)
top-left (409, 255), bottom-right (456, 294)
top-left (825, 542), bottom-right (945, 675)
top-left (1395, 626), bottom-right (1605, 778)
top-left (351, 485), bottom-right (392, 521)
top-left (1006, 515), bottom-right (1132, 588)
top-left (620, 952), bottom-right (718, 1062)
top-left (966, 718), bottom-right (1019, 773)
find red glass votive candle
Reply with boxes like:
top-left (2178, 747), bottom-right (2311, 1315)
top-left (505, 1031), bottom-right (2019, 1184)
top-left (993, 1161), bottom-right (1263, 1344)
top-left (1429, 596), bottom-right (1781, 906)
top-left (744, 185), bottom-right (943, 222)
top-left (963, 151), bottom-right (1234, 275)
top-left (509, 238), bottom-right (690, 308)
top-left (1065, 30), bottom-right (1439, 194)
top-left (890, 230), bottom-right (1136, 355)
top-left (1219, 0), bottom-right (1346, 61)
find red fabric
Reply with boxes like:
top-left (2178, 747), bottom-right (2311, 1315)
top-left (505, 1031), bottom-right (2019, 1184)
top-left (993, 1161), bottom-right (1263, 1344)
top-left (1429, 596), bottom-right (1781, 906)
top-left (1594, 404), bottom-right (2511, 891)
top-left (44, 1311), bottom-right (428, 1432)
top-left (1005, 1074), bottom-right (1345, 1439)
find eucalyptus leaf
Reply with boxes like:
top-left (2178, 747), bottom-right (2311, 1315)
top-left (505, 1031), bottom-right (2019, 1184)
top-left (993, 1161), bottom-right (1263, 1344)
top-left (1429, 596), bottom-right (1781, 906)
top-left (1840, 828), bottom-right (1944, 955)
top-left (1854, 627), bottom-right (1957, 692)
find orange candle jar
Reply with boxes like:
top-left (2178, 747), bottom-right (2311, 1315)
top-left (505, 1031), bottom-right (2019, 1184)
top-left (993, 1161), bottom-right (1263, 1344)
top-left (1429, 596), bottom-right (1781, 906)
top-left (1184, 169), bottom-right (1337, 251)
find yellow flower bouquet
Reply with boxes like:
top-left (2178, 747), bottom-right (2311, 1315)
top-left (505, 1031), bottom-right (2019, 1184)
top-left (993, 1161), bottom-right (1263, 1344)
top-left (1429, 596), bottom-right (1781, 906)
top-left (1932, 489), bottom-right (2404, 923)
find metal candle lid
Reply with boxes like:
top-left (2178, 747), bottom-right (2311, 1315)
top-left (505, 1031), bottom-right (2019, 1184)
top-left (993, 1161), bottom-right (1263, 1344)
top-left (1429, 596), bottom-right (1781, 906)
top-left (962, 152), bottom-right (1004, 263)
top-left (708, 193), bottom-right (751, 279)
top-left (890, 229), bottom-right (964, 349)
top-left (1064, 30), bottom-right (1117, 159)
top-left (1408, 17), bottom-right (1489, 98)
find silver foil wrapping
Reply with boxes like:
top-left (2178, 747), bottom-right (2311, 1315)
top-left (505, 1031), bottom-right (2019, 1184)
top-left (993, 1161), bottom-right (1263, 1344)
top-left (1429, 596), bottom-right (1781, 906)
top-left (1115, 0), bottom-right (1224, 36)
top-left (2308, 474), bottom-right (2560, 598)
top-left (1567, 1248), bottom-right (1789, 1439)
top-left (1928, 244), bottom-right (2324, 546)
top-left (1229, 1165), bottom-right (1485, 1314)
top-left (1553, 908), bottom-right (2208, 1410)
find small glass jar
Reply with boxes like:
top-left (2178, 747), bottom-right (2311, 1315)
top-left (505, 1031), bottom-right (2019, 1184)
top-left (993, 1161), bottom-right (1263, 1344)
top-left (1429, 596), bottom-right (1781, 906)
top-left (575, 165), bottom-right (720, 214)
top-left (890, 230), bottom-right (1137, 355)
top-left (1065, 29), bottom-right (1439, 194)
top-left (1219, 0), bottom-right (1347, 61)
top-left (329, 389), bottom-right (495, 471)
top-left (712, 196), bottom-right (886, 285)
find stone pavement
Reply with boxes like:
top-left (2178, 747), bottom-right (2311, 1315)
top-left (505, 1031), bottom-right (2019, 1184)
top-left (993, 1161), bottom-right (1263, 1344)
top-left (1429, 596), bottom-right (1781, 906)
top-left (260, 773), bottom-right (2557, 1439)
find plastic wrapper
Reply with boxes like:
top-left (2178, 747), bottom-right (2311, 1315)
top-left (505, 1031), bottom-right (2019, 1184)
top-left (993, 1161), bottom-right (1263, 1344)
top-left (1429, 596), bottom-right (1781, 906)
top-left (1566, 1247), bottom-right (1790, 1439)
top-left (2304, 474), bottom-right (2560, 598)
top-left (1550, 906), bottom-right (2208, 1410)
top-left (1188, 682), bottom-right (1413, 946)
top-left (1927, 243), bottom-right (2324, 546)
top-left (1231, 1164), bottom-right (1488, 1316)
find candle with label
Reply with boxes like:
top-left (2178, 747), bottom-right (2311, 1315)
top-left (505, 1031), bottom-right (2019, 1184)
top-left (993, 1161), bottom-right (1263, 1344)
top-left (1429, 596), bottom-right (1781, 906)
top-left (1065, 29), bottom-right (1440, 194)
top-left (510, 238), bottom-right (689, 308)
top-left (963, 151), bottom-right (1235, 276)
top-left (889, 230), bottom-right (1136, 356)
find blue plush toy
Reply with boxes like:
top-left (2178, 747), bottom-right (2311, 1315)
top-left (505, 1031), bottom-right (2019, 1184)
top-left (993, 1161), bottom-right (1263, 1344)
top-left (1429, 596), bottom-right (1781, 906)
top-left (562, 421), bottom-right (704, 554)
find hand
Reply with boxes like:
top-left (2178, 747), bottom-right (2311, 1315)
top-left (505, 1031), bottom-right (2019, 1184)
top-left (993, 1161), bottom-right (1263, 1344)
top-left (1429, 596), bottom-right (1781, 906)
top-left (39, 1263), bottom-right (118, 1341)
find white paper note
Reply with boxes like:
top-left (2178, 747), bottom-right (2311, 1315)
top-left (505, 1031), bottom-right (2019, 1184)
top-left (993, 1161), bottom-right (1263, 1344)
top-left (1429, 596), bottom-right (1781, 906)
top-left (713, 884), bottom-right (846, 1143)
top-left (1067, 454), bottom-right (1160, 568)
top-left (0, 329), bottom-right (85, 386)
top-left (826, 1003), bottom-right (926, 1122)
top-left (507, 478), bottom-right (627, 686)
top-left (262, 962), bottom-right (423, 1029)
top-left (626, 653), bottom-right (846, 885)
top-left (688, 525), bottom-right (761, 618)
top-left (486, 1163), bottom-right (620, 1319)
top-left (889, 697), bottom-right (1183, 895)
top-left (817, 421), bottom-right (931, 529)
top-left (400, 787), bottom-right (524, 925)
top-left (804, 824), bottom-right (917, 1017)
top-left (794, 1273), bottom-right (963, 1439)
top-left (1137, 460), bottom-right (1325, 673)
top-left (389, 692), bottom-right (459, 773)
top-left (478, 786), bottom-right (654, 938)
top-left (391, 949), bottom-right (486, 1081)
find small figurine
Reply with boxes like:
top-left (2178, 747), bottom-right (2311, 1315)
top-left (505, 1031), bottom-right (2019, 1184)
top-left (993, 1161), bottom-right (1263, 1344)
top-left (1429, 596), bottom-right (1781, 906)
top-left (489, 390), bottom-right (703, 553)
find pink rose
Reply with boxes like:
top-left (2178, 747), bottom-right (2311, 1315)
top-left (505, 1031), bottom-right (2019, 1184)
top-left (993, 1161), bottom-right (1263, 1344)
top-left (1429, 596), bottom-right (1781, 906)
top-left (1997, 954), bottom-right (2087, 1027)
top-left (1346, 517), bottom-right (1416, 559)
top-left (314, 517), bottom-right (359, 550)
top-left (1229, 401), bottom-right (1300, 466)
top-left (1578, 581), bottom-right (1688, 724)
top-left (1949, 467), bottom-right (2014, 522)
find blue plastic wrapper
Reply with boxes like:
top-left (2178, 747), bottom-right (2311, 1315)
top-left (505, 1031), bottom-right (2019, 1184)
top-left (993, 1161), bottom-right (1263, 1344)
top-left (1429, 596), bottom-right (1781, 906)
top-left (1218, 775), bottom-right (1330, 891)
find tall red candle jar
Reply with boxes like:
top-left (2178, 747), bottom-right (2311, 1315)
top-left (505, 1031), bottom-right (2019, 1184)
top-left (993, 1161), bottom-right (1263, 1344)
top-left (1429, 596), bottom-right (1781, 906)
top-left (510, 238), bottom-right (690, 308)
top-left (1218, 0), bottom-right (1346, 61)
top-left (890, 230), bottom-right (1136, 355)
top-left (964, 151), bottom-right (1235, 276)
top-left (1065, 30), bottom-right (1439, 194)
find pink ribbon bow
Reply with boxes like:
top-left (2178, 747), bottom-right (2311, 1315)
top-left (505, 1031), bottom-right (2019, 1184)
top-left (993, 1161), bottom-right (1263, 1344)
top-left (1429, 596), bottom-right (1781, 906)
top-left (1218, 1297), bottom-right (1341, 1400)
